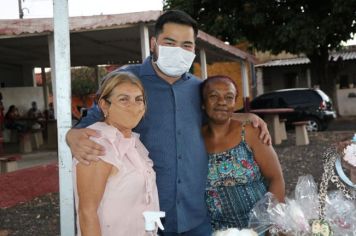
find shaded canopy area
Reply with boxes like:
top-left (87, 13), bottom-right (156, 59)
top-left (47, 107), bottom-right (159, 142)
top-left (0, 10), bottom-right (255, 68)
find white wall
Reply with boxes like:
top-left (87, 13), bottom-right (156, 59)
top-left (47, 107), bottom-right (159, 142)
top-left (0, 87), bottom-right (45, 115)
top-left (336, 88), bottom-right (356, 116)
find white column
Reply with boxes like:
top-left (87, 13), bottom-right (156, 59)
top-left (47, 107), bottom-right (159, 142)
top-left (48, 35), bottom-right (57, 118)
top-left (32, 67), bottom-right (37, 87)
top-left (240, 60), bottom-right (250, 111)
top-left (53, 0), bottom-right (75, 235)
top-left (256, 67), bottom-right (264, 96)
top-left (140, 23), bottom-right (150, 61)
top-left (199, 49), bottom-right (207, 79)
top-left (306, 68), bottom-right (311, 88)
top-left (41, 67), bottom-right (49, 110)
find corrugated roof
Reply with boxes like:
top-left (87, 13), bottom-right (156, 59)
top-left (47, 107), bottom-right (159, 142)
top-left (256, 50), bottom-right (356, 67)
top-left (257, 57), bottom-right (309, 67)
top-left (197, 30), bottom-right (257, 63)
top-left (0, 11), bottom-right (256, 65)
top-left (330, 50), bottom-right (356, 61)
top-left (0, 10), bottom-right (161, 37)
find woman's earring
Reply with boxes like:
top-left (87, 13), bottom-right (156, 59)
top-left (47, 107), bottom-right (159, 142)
top-left (104, 113), bottom-right (107, 118)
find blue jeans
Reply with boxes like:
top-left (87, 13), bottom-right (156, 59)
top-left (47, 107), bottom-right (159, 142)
top-left (159, 216), bottom-right (212, 236)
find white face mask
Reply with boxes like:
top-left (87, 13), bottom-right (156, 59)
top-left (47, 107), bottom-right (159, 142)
top-left (155, 45), bottom-right (196, 77)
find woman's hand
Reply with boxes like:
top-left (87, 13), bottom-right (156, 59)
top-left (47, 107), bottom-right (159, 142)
top-left (335, 139), bottom-right (351, 154)
top-left (66, 128), bottom-right (105, 165)
top-left (232, 112), bottom-right (271, 145)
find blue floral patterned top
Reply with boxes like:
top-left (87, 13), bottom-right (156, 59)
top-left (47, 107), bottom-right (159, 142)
top-left (205, 124), bottom-right (268, 230)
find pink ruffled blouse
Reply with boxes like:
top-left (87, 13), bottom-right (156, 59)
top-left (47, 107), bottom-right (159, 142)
top-left (73, 122), bottom-right (159, 236)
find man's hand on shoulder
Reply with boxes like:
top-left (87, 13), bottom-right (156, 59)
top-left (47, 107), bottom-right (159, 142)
top-left (66, 128), bottom-right (105, 165)
top-left (232, 112), bottom-right (271, 145)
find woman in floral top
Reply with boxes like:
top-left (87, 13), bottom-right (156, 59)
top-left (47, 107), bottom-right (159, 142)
top-left (201, 75), bottom-right (285, 231)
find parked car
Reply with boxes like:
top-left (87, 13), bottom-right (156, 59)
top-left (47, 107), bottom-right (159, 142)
top-left (249, 88), bottom-right (337, 131)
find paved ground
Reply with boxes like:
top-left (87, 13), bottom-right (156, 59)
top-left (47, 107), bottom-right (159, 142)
top-left (0, 116), bottom-right (355, 235)
top-left (327, 115), bottom-right (356, 131)
top-left (1, 142), bottom-right (57, 171)
top-left (0, 164), bottom-right (58, 208)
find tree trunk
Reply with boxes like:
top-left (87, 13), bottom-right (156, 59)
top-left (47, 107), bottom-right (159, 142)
top-left (307, 48), bottom-right (337, 105)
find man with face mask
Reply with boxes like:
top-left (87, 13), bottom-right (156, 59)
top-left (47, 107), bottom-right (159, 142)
top-left (67, 10), bottom-right (270, 235)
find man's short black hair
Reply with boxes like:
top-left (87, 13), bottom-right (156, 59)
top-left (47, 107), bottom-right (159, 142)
top-left (155, 10), bottom-right (198, 38)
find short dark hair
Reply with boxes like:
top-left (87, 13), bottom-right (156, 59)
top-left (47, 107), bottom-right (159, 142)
top-left (201, 75), bottom-right (239, 100)
top-left (155, 10), bottom-right (198, 38)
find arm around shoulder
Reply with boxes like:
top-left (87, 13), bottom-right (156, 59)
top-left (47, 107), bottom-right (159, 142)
top-left (66, 127), bottom-right (105, 165)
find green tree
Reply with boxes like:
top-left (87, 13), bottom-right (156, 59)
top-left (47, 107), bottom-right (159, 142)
top-left (164, 0), bottom-right (356, 98)
top-left (45, 66), bottom-right (107, 107)
top-left (71, 67), bottom-right (105, 107)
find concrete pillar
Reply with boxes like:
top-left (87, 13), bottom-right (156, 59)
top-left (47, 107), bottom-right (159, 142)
top-left (53, 0), bottom-right (75, 234)
top-left (199, 49), bottom-right (207, 79)
top-left (240, 60), bottom-right (250, 111)
top-left (256, 67), bottom-right (264, 96)
top-left (306, 68), bottom-right (311, 88)
top-left (48, 35), bottom-right (57, 118)
top-left (41, 67), bottom-right (49, 110)
top-left (140, 23), bottom-right (150, 61)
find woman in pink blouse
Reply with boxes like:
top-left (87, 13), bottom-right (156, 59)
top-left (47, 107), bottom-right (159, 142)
top-left (73, 72), bottom-right (159, 236)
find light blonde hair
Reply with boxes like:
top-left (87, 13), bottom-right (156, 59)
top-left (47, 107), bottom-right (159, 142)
top-left (97, 71), bottom-right (146, 113)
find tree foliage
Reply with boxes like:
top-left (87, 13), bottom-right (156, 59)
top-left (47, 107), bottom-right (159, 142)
top-left (45, 66), bottom-right (107, 107)
top-left (71, 67), bottom-right (107, 107)
top-left (164, 0), bottom-right (356, 98)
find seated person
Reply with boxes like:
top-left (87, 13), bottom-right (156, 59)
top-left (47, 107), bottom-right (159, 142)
top-left (4, 105), bottom-right (27, 133)
top-left (48, 102), bottom-right (55, 119)
top-left (27, 101), bottom-right (43, 119)
top-left (27, 101), bottom-right (44, 129)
